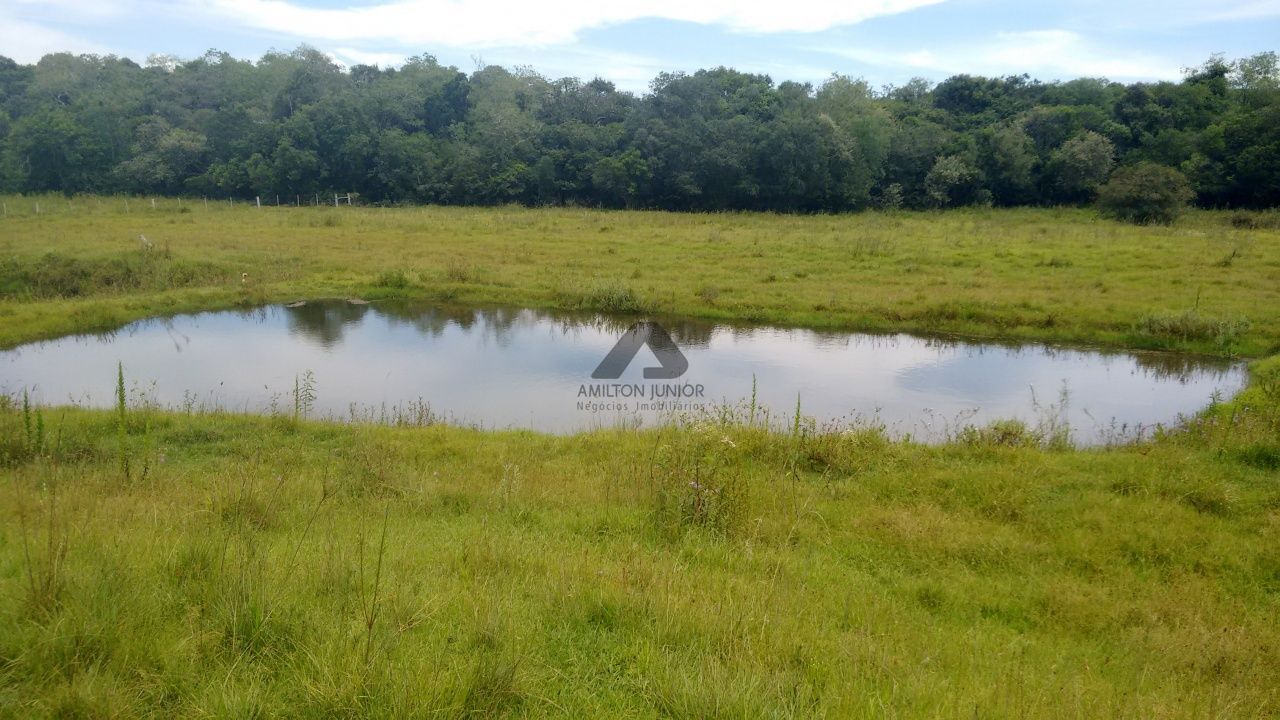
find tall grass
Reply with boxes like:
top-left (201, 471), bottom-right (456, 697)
top-left (293, 370), bottom-right (317, 420)
top-left (0, 389), bottom-right (1275, 715)
top-left (571, 279), bottom-right (650, 314)
top-left (21, 389), bottom-right (45, 457)
top-left (113, 364), bottom-right (154, 482)
top-left (359, 507), bottom-right (391, 666)
top-left (650, 425), bottom-right (748, 538)
top-left (2, 201), bottom-right (1278, 356)
top-left (1, 200), bottom-right (1279, 715)
top-left (1136, 309), bottom-right (1251, 350)
top-left (0, 250), bottom-right (225, 300)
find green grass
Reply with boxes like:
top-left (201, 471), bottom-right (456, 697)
top-left (2, 196), bottom-right (1279, 717)
top-left (1, 196), bottom-right (1277, 356)
top-left (2, 383), bottom-right (1279, 717)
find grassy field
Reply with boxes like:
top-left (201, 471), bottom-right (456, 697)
top-left (2, 196), bottom-right (1279, 718)
top-left (1, 196), bottom-right (1277, 355)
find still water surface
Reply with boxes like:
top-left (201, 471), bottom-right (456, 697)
top-left (0, 301), bottom-right (1248, 443)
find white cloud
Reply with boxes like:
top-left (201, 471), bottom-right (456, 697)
top-left (1200, 0), bottom-right (1280, 21)
top-left (192, 0), bottom-right (945, 47)
top-left (442, 44), bottom-right (671, 90)
top-left (331, 47), bottom-right (407, 67)
top-left (0, 9), bottom-right (110, 62)
top-left (822, 29), bottom-right (1181, 81)
top-left (985, 30), bottom-right (1177, 79)
top-left (7, 0), bottom-right (130, 20)
top-left (1022, 0), bottom-right (1280, 31)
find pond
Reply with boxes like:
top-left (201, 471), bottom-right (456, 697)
top-left (0, 300), bottom-right (1248, 444)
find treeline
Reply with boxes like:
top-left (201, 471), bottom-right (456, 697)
top-left (0, 48), bottom-right (1277, 211)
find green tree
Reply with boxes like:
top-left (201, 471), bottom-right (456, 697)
top-left (979, 123), bottom-right (1037, 205)
top-left (424, 72), bottom-right (470, 134)
top-left (883, 117), bottom-right (954, 207)
top-left (370, 129), bottom-right (443, 202)
top-left (814, 75), bottom-right (893, 206)
top-left (4, 108), bottom-right (107, 192)
top-left (924, 155), bottom-right (983, 207)
top-left (1097, 162), bottom-right (1193, 224)
top-left (0, 45), bottom-right (1275, 214)
top-left (112, 117), bottom-right (208, 194)
top-left (1045, 131), bottom-right (1115, 202)
top-left (591, 149), bottom-right (648, 208)
top-left (270, 138), bottom-right (323, 196)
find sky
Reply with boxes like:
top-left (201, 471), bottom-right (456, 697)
top-left (0, 0), bottom-right (1276, 92)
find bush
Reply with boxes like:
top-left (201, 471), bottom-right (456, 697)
top-left (1227, 210), bottom-right (1280, 230)
top-left (574, 279), bottom-right (649, 314)
top-left (373, 269), bottom-right (410, 289)
top-left (1096, 162), bottom-right (1193, 225)
top-left (877, 183), bottom-right (904, 211)
top-left (651, 428), bottom-right (747, 539)
top-left (1136, 310), bottom-right (1250, 348)
top-left (957, 419), bottom-right (1038, 448)
top-left (1046, 131), bottom-right (1115, 202)
top-left (924, 155), bottom-right (982, 208)
top-left (0, 252), bottom-right (225, 299)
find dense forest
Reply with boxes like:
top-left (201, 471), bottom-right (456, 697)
top-left (0, 48), bottom-right (1276, 211)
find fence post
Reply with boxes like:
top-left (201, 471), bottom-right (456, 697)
top-left (256, 196), bottom-right (261, 208)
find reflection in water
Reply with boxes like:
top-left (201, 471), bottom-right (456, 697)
top-left (0, 300), bottom-right (1248, 444)
top-left (285, 302), bottom-right (371, 347)
top-left (283, 300), bottom-right (721, 351)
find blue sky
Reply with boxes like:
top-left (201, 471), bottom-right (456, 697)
top-left (1, 0), bottom-right (1276, 91)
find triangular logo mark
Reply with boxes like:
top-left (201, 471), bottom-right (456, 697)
top-left (592, 322), bottom-right (688, 380)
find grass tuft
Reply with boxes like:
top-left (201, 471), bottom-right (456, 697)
top-left (650, 427), bottom-right (748, 539)
top-left (0, 251), bottom-right (226, 300)
top-left (1136, 310), bottom-right (1251, 349)
top-left (572, 278), bottom-right (650, 314)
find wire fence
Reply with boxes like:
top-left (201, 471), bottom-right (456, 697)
top-left (0, 193), bottom-right (359, 220)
